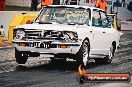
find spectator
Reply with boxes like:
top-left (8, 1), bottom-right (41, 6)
top-left (117, 0), bottom-right (120, 3)
top-left (65, 0), bottom-right (69, 5)
top-left (110, 6), bottom-right (113, 14)
top-left (52, 0), bottom-right (60, 5)
top-left (0, 0), bottom-right (6, 11)
top-left (30, 0), bottom-right (38, 11)
top-left (62, 0), bottom-right (77, 5)
top-left (86, 0), bottom-right (89, 3)
top-left (96, 0), bottom-right (107, 12)
top-left (69, 0), bottom-right (78, 5)
top-left (122, 0), bottom-right (125, 3)
top-left (80, 0), bottom-right (86, 3)
top-left (113, 0), bottom-right (120, 12)
top-left (41, 0), bottom-right (53, 6)
top-left (91, 0), bottom-right (98, 4)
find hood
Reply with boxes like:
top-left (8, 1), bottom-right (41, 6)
top-left (15, 24), bottom-right (78, 32)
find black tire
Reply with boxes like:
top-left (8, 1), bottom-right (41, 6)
top-left (95, 45), bottom-right (114, 64)
top-left (50, 58), bottom-right (66, 64)
top-left (76, 39), bottom-right (90, 67)
top-left (15, 48), bottom-right (28, 64)
top-left (94, 58), bottom-right (112, 65)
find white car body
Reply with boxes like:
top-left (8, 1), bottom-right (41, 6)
top-left (12, 5), bottom-right (122, 65)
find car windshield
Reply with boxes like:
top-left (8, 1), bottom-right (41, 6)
top-left (35, 7), bottom-right (90, 25)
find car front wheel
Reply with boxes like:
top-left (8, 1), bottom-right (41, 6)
top-left (76, 39), bottom-right (90, 67)
top-left (15, 48), bottom-right (28, 64)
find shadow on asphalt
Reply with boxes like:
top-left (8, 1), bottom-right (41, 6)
top-left (15, 59), bottom-right (104, 72)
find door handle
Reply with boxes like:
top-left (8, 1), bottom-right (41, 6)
top-left (103, 31), bottom-right (105, 33)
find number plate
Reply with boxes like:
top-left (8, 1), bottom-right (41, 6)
top-left (33, 42), bottom-right (51, 48)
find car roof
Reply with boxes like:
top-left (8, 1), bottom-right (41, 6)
top-left (43, 5), bottom-right (103, 11)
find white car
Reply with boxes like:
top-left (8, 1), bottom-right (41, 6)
top-left (12, 5), bottom-right (122, 66)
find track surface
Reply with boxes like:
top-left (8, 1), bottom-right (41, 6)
top-left (0, 31), bottom-right (132, 87)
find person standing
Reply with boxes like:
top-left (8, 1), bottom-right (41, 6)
top-left (122, 0), bottom-right (125, 3)
top-left (114, 0), bottom-right (120, 12)
top-left (0, 0), bottom-right (6, 11)
top-left (91, 0), bottom-right (98, 4)
top-left (30, 0), bottom-right (38, 11)
top-left (121, 0), bottom-right (125, 7)
top-left (52, 0), bottom-right (60, 5)
top-left (69, 0), bottom-right (78, 5)
top-left (79, 0), bottom-right (86, 3)
top-left (41, 0), bottom-right (53, 6)
top-left (96, 0), bottom-right (107, 12)
top-left (62, 0), bottom-right (79, 5)
top-left (86, 0), bottom-right (89, 3)
top-left (64, 0), bottom-right (69, 5)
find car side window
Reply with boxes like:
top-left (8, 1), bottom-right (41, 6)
top-left (100, 11), bottom-right (110, 28)
top-left (92, 10), bottom-right (102, 27)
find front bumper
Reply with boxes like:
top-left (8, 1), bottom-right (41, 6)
top-left (12, 40), bottom-right (81, 55)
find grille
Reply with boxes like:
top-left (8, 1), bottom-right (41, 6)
top-left (24, 29), bottom-right (42, 39)
top-left (24, 29), bottom-right (64, 40)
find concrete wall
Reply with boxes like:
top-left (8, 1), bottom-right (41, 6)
top-left (6, 0), bottom-right (31, 7)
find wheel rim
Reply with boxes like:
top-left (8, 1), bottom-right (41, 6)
top-left (82, 41), bottom-right (89, 66)
top-left (108, 45), bottom-right (113, 60)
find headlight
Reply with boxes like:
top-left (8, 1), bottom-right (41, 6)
top-left (15, 29), bottom-right (25, 40)
top-left (63, 31), bottom-right (78, 42)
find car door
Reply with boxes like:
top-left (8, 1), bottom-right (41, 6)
top-left (100, 11), bottom-right (115, 51)
top-left (91, 9), bottom-right (108, 55)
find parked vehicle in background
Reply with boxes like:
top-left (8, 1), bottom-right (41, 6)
top-left (13, 5), bottom-right (122, 66)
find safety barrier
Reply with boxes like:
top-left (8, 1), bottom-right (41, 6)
top-left (8, 12), bottom-right (38, 44)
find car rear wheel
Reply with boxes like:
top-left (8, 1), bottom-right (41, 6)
top-left (95, 45), bottom-right (114, 64)
top-left (15, 48), bottom-right (28, 64)
top-left (76, 39), bottom-right (90, 67)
